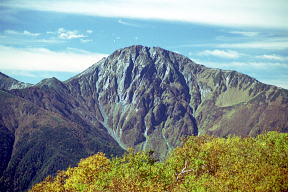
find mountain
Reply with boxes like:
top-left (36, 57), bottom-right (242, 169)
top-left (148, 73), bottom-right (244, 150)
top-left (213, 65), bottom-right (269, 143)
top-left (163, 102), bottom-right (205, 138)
top-left (0, 72), bottom-right (31, 90)
top-left (0, 45), bottom-right (287, 191)
top-left (0, 82), bottom-right (124, 191)
top-left (64, 45), bottom-right (287, 157)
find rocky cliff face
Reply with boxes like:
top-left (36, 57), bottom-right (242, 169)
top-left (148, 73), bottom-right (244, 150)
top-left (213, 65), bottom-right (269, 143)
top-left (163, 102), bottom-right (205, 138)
top-left (0, 45), bottom-right (287, 191)
top-left (64, 45), bottom-right (287, 158)
top-left (65, 46), bottom-right (201, 158)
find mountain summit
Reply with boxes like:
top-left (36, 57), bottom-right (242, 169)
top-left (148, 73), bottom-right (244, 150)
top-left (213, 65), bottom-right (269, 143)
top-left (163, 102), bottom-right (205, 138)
top-left (0, 45), bottom-right (287, 191)
top-left (67, 45), bottom-right (288, 155)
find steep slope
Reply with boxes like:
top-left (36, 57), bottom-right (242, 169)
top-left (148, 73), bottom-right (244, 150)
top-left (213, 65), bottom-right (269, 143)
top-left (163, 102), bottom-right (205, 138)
top-left (64, 45), bottom-right (288, 158)
top-left (10, 77), bottom-right (126, 153)
top-left (194, 69), bottom-right (288, 136)
top-left (0, 89), bottom-right (124, 192)
top-left (65, 46), bottom-right (199, 158)
top-left (1, 45), bottom-right (287, 191)
top-left (0, 72), bottom-right (31, 90)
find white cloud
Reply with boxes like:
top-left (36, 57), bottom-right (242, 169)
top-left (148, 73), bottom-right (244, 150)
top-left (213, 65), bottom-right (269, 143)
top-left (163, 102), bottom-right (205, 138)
top-left (118, 19), bottom-right (141, 27)
top-left (4, 30), bottom-right (40, 36)
top-left (256, 54), bottom-right (287, 61)
top-left (229, 31), bottom-right (259, 37)
top-left (86, 30), bottom-right (93, 34)
top-left (23, 30), bottom-right (40, 36)
top-left (45, 28), bottom-right (88, 41)
top-left (178, 38), bottom-right (288, 50)
top-left (0, 46), bottom-right (107, 72)
top-left (57, 28), bottom-right (86, 39)
top-left (199, 49), bottom-right (241, 59)
top-left (2, 0), bottom-right (288, 29)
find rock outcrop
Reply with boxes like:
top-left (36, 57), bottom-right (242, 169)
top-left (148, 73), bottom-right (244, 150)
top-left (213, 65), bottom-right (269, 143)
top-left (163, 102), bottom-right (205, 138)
top-left (64, 45), bottom-right (287, 159)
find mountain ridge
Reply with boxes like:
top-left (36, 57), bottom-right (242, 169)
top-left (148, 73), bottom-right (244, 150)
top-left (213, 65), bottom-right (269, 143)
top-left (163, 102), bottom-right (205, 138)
top-left (0, 45), bottom-right (287, 191)
top-left (0, 72), bottom-right (32, 90)
top-left (3, 45), bottom-right (288, 149)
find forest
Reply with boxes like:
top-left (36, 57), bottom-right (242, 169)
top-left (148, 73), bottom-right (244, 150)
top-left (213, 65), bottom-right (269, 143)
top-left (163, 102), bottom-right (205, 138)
top-left (30, 131), bottom-right (288, 192)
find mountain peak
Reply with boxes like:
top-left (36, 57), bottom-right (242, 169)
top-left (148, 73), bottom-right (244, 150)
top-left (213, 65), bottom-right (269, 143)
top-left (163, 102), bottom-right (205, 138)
top-left (105, 45), bottom-right (199, 72)
top-left (110, 45), bottom-right (182, 59)
top-left (69, 45), bottom-right (201, 83)
top-left (63, 45), bottom-right (287, 159)
top-left (36, 77), bottom-right (66, 89)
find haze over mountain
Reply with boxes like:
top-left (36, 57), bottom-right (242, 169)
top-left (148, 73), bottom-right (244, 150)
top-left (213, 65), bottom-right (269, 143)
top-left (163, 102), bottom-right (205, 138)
top-left (0, 45), bottom-right (287, 191)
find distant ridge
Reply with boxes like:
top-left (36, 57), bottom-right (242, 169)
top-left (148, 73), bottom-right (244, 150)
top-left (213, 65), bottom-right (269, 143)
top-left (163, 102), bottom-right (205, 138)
top-left (0, 72), bottom-right (32, 90)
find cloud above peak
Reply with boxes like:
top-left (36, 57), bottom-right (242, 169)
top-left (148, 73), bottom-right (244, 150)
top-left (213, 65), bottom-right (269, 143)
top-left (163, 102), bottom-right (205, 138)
top-left (57, 28), bottom-right (86, 40)
top-left (199, 49), bottom-right (241, 59)
top-left (118, 19), bottom-right (141, 28)
top-left (2, 0), bottom-right (288, 29)
top-left (256, 54), bottom-right (287, 61)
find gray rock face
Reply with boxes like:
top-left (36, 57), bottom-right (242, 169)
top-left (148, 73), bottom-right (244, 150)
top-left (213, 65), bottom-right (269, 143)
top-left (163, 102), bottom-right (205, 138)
top-left (64, 45), bottom-right (287, 158)
top-left (65, 46), bottom-right (201, 158)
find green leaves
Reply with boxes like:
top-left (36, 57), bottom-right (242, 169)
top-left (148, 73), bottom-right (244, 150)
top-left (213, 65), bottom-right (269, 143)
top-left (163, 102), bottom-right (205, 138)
top-left (30, 131), bottom-right (288, 192)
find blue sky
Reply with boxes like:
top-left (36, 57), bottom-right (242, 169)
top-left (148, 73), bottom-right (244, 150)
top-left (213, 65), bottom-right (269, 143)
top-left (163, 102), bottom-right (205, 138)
top-left (0, 0), bottom-right (287, 89)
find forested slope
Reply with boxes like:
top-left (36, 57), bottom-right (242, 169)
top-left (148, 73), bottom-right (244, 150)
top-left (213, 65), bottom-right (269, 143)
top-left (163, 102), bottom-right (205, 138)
top-left (30, 131), bottom-right (288, 192)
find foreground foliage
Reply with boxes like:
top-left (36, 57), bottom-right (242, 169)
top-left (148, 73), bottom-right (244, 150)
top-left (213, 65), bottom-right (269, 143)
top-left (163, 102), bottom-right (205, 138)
top-left (30, 131), bottom-right (288, 192)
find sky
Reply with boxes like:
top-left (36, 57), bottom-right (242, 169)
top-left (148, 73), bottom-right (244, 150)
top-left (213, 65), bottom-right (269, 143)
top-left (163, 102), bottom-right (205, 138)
top-left (0, 0), bottom-right (287, 89)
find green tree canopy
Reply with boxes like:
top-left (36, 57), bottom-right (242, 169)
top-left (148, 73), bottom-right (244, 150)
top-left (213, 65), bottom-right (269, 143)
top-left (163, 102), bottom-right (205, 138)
top-left (30, 131), bottom-right (288, 192)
